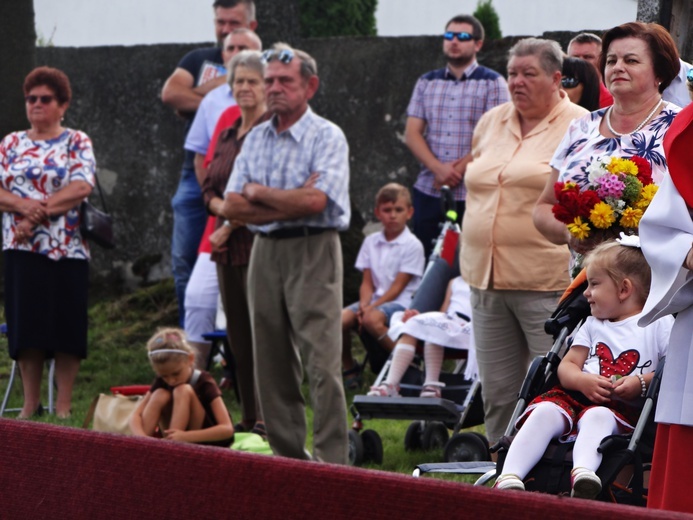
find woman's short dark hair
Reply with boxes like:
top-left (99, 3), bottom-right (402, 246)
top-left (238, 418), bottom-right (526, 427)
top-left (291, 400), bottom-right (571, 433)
top-left (23, 66), bottom-right (72, 105)
top-left (599, 22), bottom-right (680, 93)
top-left (562, 57), bottom-right (601, 112)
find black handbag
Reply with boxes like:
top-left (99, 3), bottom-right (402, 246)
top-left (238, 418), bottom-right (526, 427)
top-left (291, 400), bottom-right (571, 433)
top-left (68, 135), bottom-right (115, 249)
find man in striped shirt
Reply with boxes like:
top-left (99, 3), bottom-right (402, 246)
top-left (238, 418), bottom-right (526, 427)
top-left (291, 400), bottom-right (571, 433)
top-left (405, 14), bottom-right (509, 259)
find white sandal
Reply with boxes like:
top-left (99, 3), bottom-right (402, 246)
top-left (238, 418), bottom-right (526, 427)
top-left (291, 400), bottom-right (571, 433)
top-left (570, 467), bottom-right (601, 499)
top-left (420, 382), bottom-right (445, 398)
top-left (494, 474), bottom-right (525, 491)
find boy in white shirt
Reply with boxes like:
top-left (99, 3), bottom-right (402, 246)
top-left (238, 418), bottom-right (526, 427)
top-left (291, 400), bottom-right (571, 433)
top-left (342, 183), bottom-right (425, 388)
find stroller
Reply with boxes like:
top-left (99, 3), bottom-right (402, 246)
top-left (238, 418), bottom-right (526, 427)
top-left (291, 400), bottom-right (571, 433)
top-left (413, 274), bottom-right (663, 506)
top-left (348, 187), bottom-right (487, 467)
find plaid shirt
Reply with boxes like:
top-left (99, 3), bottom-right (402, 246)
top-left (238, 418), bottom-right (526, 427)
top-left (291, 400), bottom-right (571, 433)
top-left (407, 61), bottom-right (509, 200)
top-left (226, 107), bottom-right (350, 234)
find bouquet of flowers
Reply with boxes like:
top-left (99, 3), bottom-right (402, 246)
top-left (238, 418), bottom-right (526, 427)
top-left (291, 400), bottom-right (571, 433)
top-left (552, 156), bottom-right (657, 240)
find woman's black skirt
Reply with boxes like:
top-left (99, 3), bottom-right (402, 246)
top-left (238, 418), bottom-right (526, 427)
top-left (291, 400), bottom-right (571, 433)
top-left (4, 250), bottom-right (89, 360)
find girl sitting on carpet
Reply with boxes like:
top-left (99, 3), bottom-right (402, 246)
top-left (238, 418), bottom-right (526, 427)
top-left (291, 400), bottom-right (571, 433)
top-left (367, 275), bottom-right (475, 398)
top-left (495, 236), bottom-right (671, 499)
top-left (130, 328), bottom-right (234, 447)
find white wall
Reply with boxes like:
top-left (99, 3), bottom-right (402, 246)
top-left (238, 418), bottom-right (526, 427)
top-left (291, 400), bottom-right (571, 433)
top-left (34, 0), bottom-right (214, 46)
top-left (376, 0), bottom-right (639, 37)
top-left (34, 0), bottom-right (639, 47)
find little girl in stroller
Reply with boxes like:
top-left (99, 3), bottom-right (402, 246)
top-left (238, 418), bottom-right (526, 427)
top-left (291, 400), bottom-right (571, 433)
top-left (367, 275), bottom-right (475, 398)
top-left (495, 237), bottom-right (672, 499)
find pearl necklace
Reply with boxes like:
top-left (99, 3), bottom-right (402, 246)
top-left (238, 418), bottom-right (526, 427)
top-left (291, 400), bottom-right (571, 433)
top-left (605, 100), bottom-right (663, 138)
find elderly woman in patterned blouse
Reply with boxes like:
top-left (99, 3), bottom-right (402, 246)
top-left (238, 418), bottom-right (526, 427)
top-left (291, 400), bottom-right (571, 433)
top-left (0, 67), bottom-right (95, 419)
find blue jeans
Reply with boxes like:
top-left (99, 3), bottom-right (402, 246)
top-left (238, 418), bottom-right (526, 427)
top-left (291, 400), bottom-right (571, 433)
top-left (412, 188), bottom-right (465, 262)
top-left (171, 166), bottom-right (207, 327)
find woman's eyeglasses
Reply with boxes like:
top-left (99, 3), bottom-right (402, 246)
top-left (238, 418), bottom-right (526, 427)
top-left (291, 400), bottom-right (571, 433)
top-left (561, 77), bottom-right (580, 89)
top-left (25, 95), bottom-right (56, 105)
top-left (443, 32), bottom-right (475, 42)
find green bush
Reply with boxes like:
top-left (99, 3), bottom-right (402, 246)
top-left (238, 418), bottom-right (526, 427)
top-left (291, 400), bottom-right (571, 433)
top-left (299, 0), bottom-right (377, 38)
top-left (474, 0), bottom-right (502, 40)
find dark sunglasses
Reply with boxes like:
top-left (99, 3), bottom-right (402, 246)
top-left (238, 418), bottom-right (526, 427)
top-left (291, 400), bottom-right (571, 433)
top-left (261, 48), bottom-right (294, 64)
top-left (561, 77), bottom-right (580, 89)
top-left (687, 69), bottom-right (693, 82)
top-left (25, 95), bottom-right (56, 105)
top-left (443, 31), bottom-right (474, 42)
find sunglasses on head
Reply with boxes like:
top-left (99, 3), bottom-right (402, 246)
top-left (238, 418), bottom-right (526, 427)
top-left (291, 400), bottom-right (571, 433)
top-left (25, 95), bottom-right (56, 105)
top-left (261, 48), bottom-right (294, 64)
top-left (561, 77), bottom-right (580, 89)
top-left (443, 31), bottom-right (474, 42)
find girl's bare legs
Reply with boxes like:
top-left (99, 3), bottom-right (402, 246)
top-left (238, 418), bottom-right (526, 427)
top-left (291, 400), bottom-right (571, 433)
top-left (54, 352), bottom-right (81, 418)
top-left (140, 389), bottom-right (173, 436)
top-left (17, 348), bottom-right (44, 418)
top-left (169, 384), bottom-right (206, 431)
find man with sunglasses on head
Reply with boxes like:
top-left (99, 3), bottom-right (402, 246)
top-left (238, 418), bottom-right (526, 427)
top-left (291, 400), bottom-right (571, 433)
top-left (405, 14), bottom-right (509, 260)
top-left (161, 0), bottom-right (257, 328)
top-left (223, 44), bottom-right (350, 465)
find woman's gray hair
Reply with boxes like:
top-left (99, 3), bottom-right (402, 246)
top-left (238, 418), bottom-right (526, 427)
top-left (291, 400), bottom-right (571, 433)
top-left (227, 50), bottom-right (265, 86)
top-left (508, 38), bottom-right (564, 75)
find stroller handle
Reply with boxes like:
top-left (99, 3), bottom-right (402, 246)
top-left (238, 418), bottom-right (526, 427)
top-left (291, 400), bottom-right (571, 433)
top-left (439, 185), bottom-right (457, 222)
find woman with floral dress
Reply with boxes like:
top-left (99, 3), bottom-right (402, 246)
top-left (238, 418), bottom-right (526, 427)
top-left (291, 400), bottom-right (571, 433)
top-left (0, 67), bottom-right (95, 419)
top-left (534, 22), bottom-right (682, 257)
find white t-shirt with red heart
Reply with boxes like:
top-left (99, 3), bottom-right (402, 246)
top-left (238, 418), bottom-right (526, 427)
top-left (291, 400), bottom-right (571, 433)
top-left (572, 312), bottom-right (673, 379)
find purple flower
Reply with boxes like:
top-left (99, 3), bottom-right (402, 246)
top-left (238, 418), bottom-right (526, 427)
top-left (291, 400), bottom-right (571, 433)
top-left (595, 174), bottom-right (625, 199)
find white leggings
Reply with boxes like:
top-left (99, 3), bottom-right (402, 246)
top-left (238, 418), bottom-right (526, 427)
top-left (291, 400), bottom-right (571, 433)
top-left (501, 401), bottom-right (621, 479)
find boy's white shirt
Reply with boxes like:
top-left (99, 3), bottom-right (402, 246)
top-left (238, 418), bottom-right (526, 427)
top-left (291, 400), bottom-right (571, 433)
top-left (355, 226), bottom-right (425, 308)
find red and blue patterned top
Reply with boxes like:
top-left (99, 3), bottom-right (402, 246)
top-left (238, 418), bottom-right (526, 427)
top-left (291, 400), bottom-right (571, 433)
top-left (0, 128), bottom-right (96, 260)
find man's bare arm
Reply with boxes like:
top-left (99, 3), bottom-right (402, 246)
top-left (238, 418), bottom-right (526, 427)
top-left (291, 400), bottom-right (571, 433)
top-left (222, 192), bottom-right (286, 225)
top-left (242, 183), bottom-right (328, 220)
top-left (161, 68), bottom-right (226, 113)
top-left (405, 116), bottom-right (462, 188)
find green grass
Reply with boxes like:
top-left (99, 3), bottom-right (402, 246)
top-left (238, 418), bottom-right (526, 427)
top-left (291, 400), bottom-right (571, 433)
top-left (0, 279), bottom-right (487, 480)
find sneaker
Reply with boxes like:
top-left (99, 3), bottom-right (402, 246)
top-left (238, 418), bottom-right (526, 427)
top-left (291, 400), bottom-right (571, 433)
top-left (571, 467), bottom-right (602, 499)
top-left (494, 474), bottom-right (525, 491)
top-left (420, 382), bottom-right (444, 398)
top-left (367, 383), bottom-right (400, 397)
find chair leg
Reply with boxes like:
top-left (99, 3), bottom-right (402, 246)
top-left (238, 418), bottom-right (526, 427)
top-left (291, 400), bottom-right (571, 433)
top-left (47, 359), bottom-right (55, 415)
top-left (0, 361), bottom-right (18, 416)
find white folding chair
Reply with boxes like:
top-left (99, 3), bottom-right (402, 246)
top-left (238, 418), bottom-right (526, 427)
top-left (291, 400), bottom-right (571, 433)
top-left (0, 323), bottom-right (55, 417)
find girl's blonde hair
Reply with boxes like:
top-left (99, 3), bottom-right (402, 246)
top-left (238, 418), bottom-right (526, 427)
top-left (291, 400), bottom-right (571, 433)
top-left (583, 239), bottom-right (651, 304)
top-left (146, 327), bottom-right (195, 365)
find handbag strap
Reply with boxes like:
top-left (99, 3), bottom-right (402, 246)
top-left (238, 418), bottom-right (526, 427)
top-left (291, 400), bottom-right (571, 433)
top-left (67, 130), bottom-right (109, 213)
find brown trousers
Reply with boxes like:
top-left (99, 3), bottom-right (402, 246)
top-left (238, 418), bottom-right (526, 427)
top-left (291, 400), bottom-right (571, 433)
top-left (248, 231), bottom-right (348, 464)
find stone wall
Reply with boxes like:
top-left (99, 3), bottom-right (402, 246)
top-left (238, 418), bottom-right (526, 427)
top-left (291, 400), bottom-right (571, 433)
top-left (34, 26), bottom-right (691, 289)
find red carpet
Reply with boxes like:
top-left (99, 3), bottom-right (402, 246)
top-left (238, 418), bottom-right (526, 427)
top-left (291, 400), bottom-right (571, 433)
top-left (1, 419), bottom-right (691, 519)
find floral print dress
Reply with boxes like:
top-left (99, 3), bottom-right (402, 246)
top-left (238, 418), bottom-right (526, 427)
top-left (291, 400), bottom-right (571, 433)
top-left (0, 129), bottom-right (96, 260)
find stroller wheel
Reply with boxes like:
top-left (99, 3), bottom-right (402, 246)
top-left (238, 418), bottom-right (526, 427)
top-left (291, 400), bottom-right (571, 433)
top-left (404, 421), bottom-right (425, 451)
top-left (348, 429), bottom-right (365, 466)
top-left (422, 422), bottom-right (449, 451)
top-left (361, 429), bottom-right (383, 465)
top-left (444, 432), bottom-right (490, 462)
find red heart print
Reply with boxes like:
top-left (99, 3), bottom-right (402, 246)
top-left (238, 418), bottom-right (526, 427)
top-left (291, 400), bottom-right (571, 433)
top-left (595, 342), bottom-right (640, 378)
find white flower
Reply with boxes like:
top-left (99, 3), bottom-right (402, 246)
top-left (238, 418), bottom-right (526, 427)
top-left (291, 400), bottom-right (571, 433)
top-left (587, 157), bottom-right (609, 184)
top-left (616, 232), bottom-right (640, 248)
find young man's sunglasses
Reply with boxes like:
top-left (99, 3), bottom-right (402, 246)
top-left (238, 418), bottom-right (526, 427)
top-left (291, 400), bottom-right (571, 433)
top-left (443, 32), bottom-right (475, 42)
top-left (561, 77), bottom-right (581, 89)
